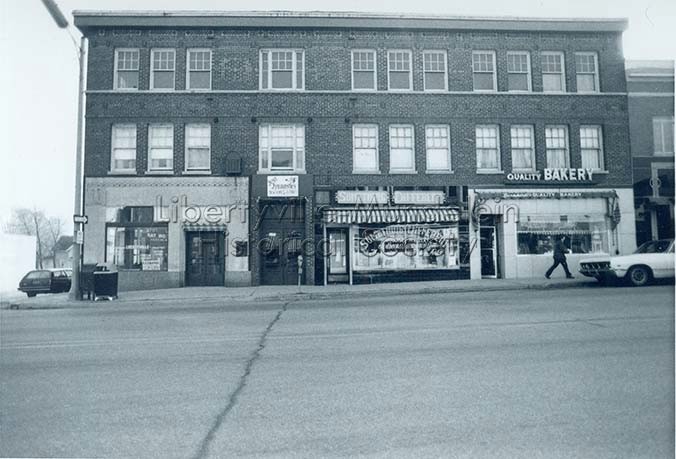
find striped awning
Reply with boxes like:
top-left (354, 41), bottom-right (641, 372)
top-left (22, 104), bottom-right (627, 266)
top-left (323, 207), bottom-right (460, 224)
top-left (183, 223), bottom-right (228, 232)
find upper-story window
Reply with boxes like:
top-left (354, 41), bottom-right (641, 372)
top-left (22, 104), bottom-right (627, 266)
top-left (353, 124), bottom-right (379, 173)
top-left (352, 50), bottom-right (377, 90)
top-left (260, 49), bottom-right (304, 90)
top-left (148, 124), bottom-right (174, 171)
top-left (507, 52), bottom-right (531, 92)
top-left (541, 52), bottom-right (566, 92)
top-left (653, 117), bottom-right (675, 155)
top-left (472, 51), bottom-right (497, 91)
top-left (114, 49), bottom-right (139, 90)
top-left (475, 125), bottom-right (501, 172)
top-left (580, 125), bottom-right (604, 170)
top-left (387, 50), bottom-right (412, 91)
top-left (425, 125), bottom-right (451, 172)
top-left (575, 52), bottom-right (599, 92)
top-left (510, 125), bottom-right (535, 171)
top-left (259, 124), bottom-right (305, 172)
top-left (111, 124), bottom-right (137, 173)
top-left (423, 51), bottom-right (448, 91)
top-left (545, 126), bottom-right (570, 168)
top-left (185, 124), bottom-right (211, 172)
top-left (150, 49), bottom-right (176, 90)
top-left (389, 125), bottom-right (415, 173)
top-left (186, 49), bottom-right (212, 90)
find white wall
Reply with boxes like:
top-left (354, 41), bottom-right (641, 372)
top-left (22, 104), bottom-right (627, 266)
top-left (0, 233), bottom-right (36, 293)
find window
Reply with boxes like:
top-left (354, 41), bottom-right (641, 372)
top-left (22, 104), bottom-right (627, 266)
top-left (475, 125), bottom-right (501, 171)
top-left (387, 50), bottom-right (412, 90)
top-left (517, 215), bottom-right (608, 255)
top-left (389, 125), bottom-right (415, 172)
top-left (545, 126), bottom-right (570, 168)
top-left (111, 125), bottom-right (137, 172)
top-left (187, 49), bottom-right (211, 90)
top-left (507, 52), bottom-right (531, 91)
top-left (148, 124), bottom-right (174, 171)
top-left (575, 52), bottom-right (599, 92)
top-left (353, 124), bottom-right (379, 172)
top-left (472, 51), bottom-right (496, 91)
top-left (150, 49), bottom-right (175, 90)
top-left (580, 125), bottom-right (604, 170)
top-left (423, 51), bottom-right (447, 91)
top-left (425, 125), bottom-right (451, 171)
top-left (541, 52), bottom-right (566, 92)
top-left (106, 207), bottom-right (168, 271)
top-left (352, 50), bottom-right (376, 90)
top-left (260, 49), bottom-right (304, 90)
top-left (653, 117), bottom-right (674, 155)
top-left (259, 124), bottom-right (305, 172)
top-left (185, 124), bottom-right (211, 171)
top-left (114, 49), bottom-right (139, 90)
top-left (510, 125), bottom-right (535, 171)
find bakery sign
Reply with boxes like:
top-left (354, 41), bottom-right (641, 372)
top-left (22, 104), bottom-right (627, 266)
top-left (267, 175), bottom-right (299, 197)
top-left (506, 168), bottom-right (595, 183)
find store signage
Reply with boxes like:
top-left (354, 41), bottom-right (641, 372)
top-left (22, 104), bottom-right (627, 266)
top-left (336, 190), bottom-right (389, 205)
top-left (393, 191), bottom-right (445, 205)
top-left (267, 175), bottom-right (299, 197)
top-left (506, 168), bottom-right (595, 183)
top-left (478, 190), bottom-right (591, 200)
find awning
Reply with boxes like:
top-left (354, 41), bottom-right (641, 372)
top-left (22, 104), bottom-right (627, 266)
top-left (183, 223), bottom-right (228, 232)
top-left (323, 207), bottom-right (460, 224)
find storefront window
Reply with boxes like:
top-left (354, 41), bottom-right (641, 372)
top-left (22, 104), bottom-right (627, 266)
top-left (517, 215), bottom-right (608, 255)
top-left (105, 206), bottom-right (168, 271)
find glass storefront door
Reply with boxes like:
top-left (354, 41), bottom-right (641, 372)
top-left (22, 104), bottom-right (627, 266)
top-left (186, 231), bottom-right (225, 286)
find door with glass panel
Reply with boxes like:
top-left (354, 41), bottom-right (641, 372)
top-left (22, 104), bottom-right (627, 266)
top-left (480, 217), bottom-right (499, 278)
top-left (186, 232), bottom-right (225, 286)
top-left (327, 229), bottom-right (349, 283)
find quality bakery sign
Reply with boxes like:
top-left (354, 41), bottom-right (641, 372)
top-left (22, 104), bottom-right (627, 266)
top-left (506, 168), bottom-right (596, 183)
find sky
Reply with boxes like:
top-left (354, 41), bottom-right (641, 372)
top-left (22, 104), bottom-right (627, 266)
top-left (1, 0), bottom-right (675, 234)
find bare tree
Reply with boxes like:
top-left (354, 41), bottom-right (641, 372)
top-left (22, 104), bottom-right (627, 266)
top-left (3, 208), bottom-right (65, 269)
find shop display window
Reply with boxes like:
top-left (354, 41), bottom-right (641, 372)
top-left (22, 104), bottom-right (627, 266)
top-left (517, 215), bottom-right (608, 255)
top-left (105, 206), bottom-right (168, 271)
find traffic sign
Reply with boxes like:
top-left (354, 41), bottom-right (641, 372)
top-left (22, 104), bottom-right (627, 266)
top-left (73, 215), bottom-right (88, 224)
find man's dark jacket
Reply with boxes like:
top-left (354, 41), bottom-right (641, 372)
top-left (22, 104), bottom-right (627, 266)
top-left (553, 239), bottom-right (567, 261)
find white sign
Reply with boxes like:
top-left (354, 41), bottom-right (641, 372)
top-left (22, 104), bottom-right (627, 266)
top-left (73, 215), bottom-right (88, 224)
top-left (335, 190), bottom-right (389, 205)
top-left (506, 168), bottom-right (594, 182)
top-left (394, 191), bottom-right (445, 205)
top-left (76, 230), bottom-right (84, 245)
top-left (267, 176), bottom-right (299, 197)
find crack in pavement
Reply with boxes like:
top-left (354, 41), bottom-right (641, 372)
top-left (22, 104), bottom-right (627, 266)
top-left (192, 301), bottom-right (290, 459)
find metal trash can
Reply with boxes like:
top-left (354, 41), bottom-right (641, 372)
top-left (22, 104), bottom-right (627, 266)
top-left (93, 268), bottom-right (118, 301)
top-left (79, 263), bottom-right (98, 300)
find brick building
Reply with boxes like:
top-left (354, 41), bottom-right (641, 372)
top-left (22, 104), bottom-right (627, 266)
top-left (73, 11), bottom-right (636, 290)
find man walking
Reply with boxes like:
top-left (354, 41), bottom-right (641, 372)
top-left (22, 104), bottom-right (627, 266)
top-left (545, 236), bottom-right (574, 279)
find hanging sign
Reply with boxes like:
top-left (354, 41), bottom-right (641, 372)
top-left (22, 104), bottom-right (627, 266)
top-left (267, 176), bottom-right (299, 197)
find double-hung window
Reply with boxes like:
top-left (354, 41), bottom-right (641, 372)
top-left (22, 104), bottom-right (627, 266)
top-left (425, 125), bottom-right (451, 172)
top-left (475, 125), bottom-right (501, 172)
top-left (150, 49), bottom-right (175, 90)
top-left (111, 125), bottom-right (137, 173)
top-left (575, 52), bottom-right (599, 92)
top-left (507, 52), bottom-right (531, 92)
top-left (353, 124), bottom-right (379, 173)
top-left (114, 49), bottom-right (139, 90)
top-left (352, 50), bottom-right (377, 90)
top-left (148, 124), bottom-right (174, 171)
top-left (545, 126), bottom-right (570, 168)
top-left (541, 52), bottom-right (566, 92)
top-left (510, 125), bottom-right (535, 171)
top-left (259, 124), bottom-right (305, 172)
top-left (389, 125), bottom-right (415, 172)
top-left (472, 51), bottom-right (497, 91)
top-left (187, 49), bottom-right (211, 90)
top-left (185, 124), bottom-right (211, 172)
top-left (387, 50), bottom-right (412, 91)
top-left (260, 49), bottom-right (304, 90)
top-left (423, 51), bottom-right (447, 91)
top-left (580, 125), bottom-right (604, 170)
top-left (653, 117), bottom-right (674, 155)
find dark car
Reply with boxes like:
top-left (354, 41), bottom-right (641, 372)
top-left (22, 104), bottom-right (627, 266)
top-left (18, 269), bottom-right (72, 297)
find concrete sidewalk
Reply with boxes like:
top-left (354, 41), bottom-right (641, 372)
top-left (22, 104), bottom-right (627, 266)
top-left (1, 276), bottom-right (597, 310)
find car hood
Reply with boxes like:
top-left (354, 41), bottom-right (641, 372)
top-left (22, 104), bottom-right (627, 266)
top-left (579, 255), bottom-right (611, 264)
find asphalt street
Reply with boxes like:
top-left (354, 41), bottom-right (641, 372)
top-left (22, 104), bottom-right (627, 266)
top-left (1, 285), bottom-right (674, 458)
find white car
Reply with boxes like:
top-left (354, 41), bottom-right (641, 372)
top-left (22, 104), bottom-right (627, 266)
top-left (579, 239), bottom-right (675, 286)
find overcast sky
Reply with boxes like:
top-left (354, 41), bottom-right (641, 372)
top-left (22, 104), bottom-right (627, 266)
top-left (1, 0), bottom-right (674, 233)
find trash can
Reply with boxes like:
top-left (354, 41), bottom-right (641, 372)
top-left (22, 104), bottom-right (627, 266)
top-left (79, 263), bottom-right (98, 300)
top-left (93, 266), bottom-right (118, 301)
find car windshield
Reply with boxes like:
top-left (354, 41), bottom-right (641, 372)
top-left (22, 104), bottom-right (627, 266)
top-left (634, 240), bottom-right (673, 254)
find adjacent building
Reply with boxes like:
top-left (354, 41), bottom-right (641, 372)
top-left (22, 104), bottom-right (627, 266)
top-left (74, 11), bottom-right (636, 290)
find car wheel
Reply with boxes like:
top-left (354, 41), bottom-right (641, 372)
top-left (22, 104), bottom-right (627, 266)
top-left (27, 293), bottom-right (36, 298)
top-left (627, 266), bottom-right (651, 287)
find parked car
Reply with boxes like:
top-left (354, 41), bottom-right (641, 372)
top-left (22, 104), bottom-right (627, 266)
top-left (579, 239), bottom-right (674, 286)
top-left (18, 268), bottom-right (72, 297)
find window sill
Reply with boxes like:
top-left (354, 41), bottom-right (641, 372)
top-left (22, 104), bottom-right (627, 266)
top-left (108, 170), bottom-right (137, 175)
top-left (259, 88), bottom-right (305, 92)
top-left (511, 169), bottom-right (537, 173)
top-left (148, 88), bottom-right (176, 92)
top-left (113, 88), bottom-right (139, 92)
top-left (473, 89), bottom-right (497, 93)
top-left (477, 169), bottom-right (505, 174)
top-left (423, 89), bottom-right (448, 93)
top-left (426, 170), bottom-right (454, 174)
top-left (576, 90), bottom-right (601, 94)
top-left (389, 170), bottom-right (417, 175)
top-left (352, 170), bottom-right (381, 175)
top-left (185, 88), bottom-right (212, 92)
top-left (183, 170), bottom-right (212, 175)
top-left (654, 152), bottom-right (675, 157)
top-left (387, 88), bottom-right (414, 92)
top-left (257, 170), bottom-right (306, 175)
top-left (145, 170), bottom-right (174, 175)
top-left (507, 90), bottom-right (532, 93)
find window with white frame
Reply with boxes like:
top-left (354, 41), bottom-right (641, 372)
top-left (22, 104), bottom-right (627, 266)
top-left (185, 124), bottom-right (211, 171)
top-left (259, 124), bottom-right (305, 172)
top-left (510, 125), bottom-right (535, 171)
top-left (150, 49), bottom-right (175, 90)
top-left (389, 125), bottom-right (415, 172)
top-left (352, 50), bottom-right (376, 90)
top-left (353, 124), bottom-right (379, 172)
top-left (423, 51), bottom-right (447, 91)
top-left (507, 52), bottom-right (531, 92)
top-left (575, 52), bottom-right (599, 92)
top-left (472, 51), bottom-right (496, 91)
top-left (653, 117), bottom-right (674, 155)
top-left (114, 49), bottom-right (139, 90)
top-left (148, 124), bottom-right (174, 171)
top-left (111, 125), bottom-right (137, 172)
top-left (425, 125), bottom-right (451, 171)
top-left (541, 52), bottom-right (566, 92)
top-left (260, 50), bottom-right (304, 90)
top-left (387, 51), bottom-right (412, 90)
top-left (475, 125), bottom-right (501, 171)
top-left (580, 125), bottom-right (604, 170)
top-left (545, 126), bottom-right (569, 168)
top-left (187, 49), bottom-right (211, 90)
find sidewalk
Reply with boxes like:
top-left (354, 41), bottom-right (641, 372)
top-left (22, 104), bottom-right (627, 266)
top-left (1, 276), bottom-right (597, 310)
